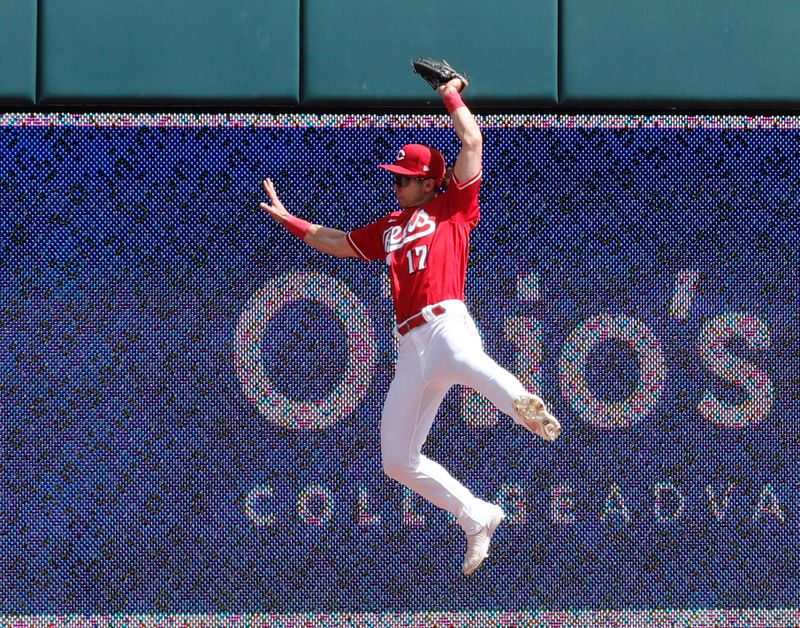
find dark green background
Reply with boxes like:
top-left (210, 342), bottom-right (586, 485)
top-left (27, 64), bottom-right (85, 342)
top-left (3, 0), bottom-right (800, 107)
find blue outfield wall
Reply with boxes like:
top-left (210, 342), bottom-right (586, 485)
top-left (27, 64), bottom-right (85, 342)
top-left (0, 113), bottom-right (798, 617)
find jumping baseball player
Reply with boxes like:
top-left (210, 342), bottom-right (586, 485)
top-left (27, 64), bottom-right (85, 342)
top-left (259, 58), bottom-right (561, 576)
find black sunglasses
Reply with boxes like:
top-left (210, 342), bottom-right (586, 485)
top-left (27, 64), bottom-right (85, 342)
top-left (393, 174), bottom-right (427, 187)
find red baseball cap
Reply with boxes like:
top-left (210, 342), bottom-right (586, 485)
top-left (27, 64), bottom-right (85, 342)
top-left (379, 144), bottom-right (446, 186)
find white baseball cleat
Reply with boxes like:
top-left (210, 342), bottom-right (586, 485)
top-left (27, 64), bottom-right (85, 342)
top-left (462, 504), bottom-right (505, 576)
top-left (513, 394), bottom-right (562, 441)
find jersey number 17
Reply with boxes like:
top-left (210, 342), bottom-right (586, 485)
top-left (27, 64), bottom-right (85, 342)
top-left (406, 245), bottom-right (429, 274)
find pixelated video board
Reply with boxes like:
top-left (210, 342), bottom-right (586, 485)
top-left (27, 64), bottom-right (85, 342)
top-left (0, 114), bottom-right (798, 617)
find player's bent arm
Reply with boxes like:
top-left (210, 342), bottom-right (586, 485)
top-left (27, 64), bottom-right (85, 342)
top-left (267, 212), bottom-right (357, 258)
top-left (304, 225), bottom-right (358, 258)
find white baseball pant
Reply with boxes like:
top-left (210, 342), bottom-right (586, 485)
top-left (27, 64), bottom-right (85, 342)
top-left (380, 299), bottom-right (528, 535)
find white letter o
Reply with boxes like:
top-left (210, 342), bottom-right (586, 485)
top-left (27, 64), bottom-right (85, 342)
top-left (234, 271), bottom-right (377, 429)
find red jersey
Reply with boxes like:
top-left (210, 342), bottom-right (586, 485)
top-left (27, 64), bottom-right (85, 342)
top-left (347, 172), bottom-right (481, 323)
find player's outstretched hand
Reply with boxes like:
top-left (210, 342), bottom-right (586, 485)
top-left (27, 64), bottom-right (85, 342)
top-left (259, 178), bottom-right (292, 222)
top-left (437, 77), bottom-right (467, 98)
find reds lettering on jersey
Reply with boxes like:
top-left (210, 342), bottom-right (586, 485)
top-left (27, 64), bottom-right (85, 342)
top-left (347, 172), bottom-right (481, 323)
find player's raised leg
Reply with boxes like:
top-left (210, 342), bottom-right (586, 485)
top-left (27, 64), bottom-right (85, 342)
top-left (426, 310), bottom-right (562, 441)
top-left (460, 351), bottom-right (561, 441)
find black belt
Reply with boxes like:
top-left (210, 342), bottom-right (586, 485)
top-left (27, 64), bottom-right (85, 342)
top-left (396, 305), bottom-right (446, 336)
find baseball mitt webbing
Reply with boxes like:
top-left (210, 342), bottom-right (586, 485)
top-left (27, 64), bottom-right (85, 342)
top-left (411, 57), bottom-right (469, 91)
